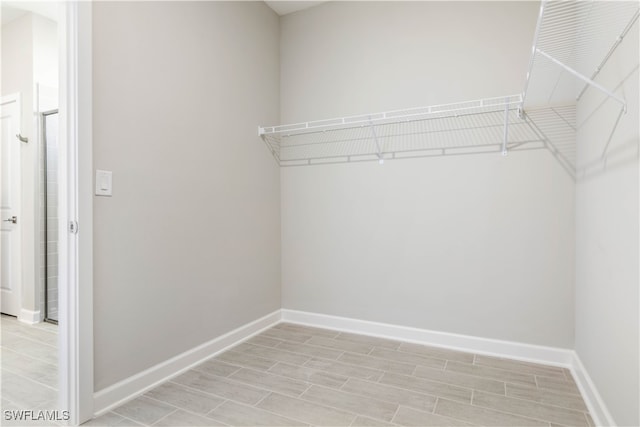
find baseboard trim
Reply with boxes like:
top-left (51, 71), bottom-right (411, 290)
top-left (92, 309), bottom-right (281, 417)
top-left (18, 309), bottom-right (41, 325)
top-left (281, 309), bottom-right (617, 425)
top-left (570, 352), bottom-right (616, 426)
top-left (281, 309), bottom-right (574, 367)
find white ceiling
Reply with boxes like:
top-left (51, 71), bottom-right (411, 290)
top-left (1, 1), bottom-right (58, 27)
top-left (265, 1), bottom-right (326, 16)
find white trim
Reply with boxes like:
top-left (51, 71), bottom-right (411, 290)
top-left (281, 309), bottom-right (574, 368)
top-left (58, 1), bottom-right (94, 425)
top-left (18, 308), bottom-right (42, 324)
top-left (281, 310), bottom-right (615, 425)
top-left (92, 310), bottom-right (282, 417)
top-left (570, 352), bottom-right (616, 427)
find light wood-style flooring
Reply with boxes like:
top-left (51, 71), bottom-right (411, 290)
top-left (86, 323), bottom-right (593, 427)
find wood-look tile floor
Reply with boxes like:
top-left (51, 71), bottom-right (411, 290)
top-left (86, 323), bottom-right (593, 427)
top-left (1, 314), bottom-right (60, 426)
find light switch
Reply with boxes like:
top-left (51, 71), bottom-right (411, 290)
top-left (95, 170), bottom-right (112, 196)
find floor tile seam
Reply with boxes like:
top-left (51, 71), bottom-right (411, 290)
top-left (440, 364), bottom-right (537, 389)
top-left (216, 391), bottom-right (313, 426)
top-left (0, 352), bottom-right (58, 369)
top-left (191, 363), bottom-right (243, 378)
top-left (272, 339), bottom-right (349, 359)
top-left (166, 380), bottom-right (245, 405)
top-left (1, 347), bottom-right (59, 369)
top-left (473, 357), bottom-right (567, 376)
top-left (339, 349), bottom-right (421, 373)
top-left (274, 327), bottom-right (340, 340)
top-left (2, 369), bottom-right (59, 393)
top-left (335, 337), bottom-right (401, 352)
top-left (1, 358), bottom-right (57, 380)
top-left (135, 394), bottom-right (215, 418)
top-left (218, 352), bottom-right (282, 372)
top-left (293, 388), bottom-right (389, 425)
top-left (371, 347), bottom-right (448, 367)
top-left (341, 376), bottom-right (446, 408)
top-left (145, 382), bottom-right (231, 414)
top-left (94, 411), bottom-right (144, 427)
top-left (301, 355), bottom-right (387, 380)
top-left (467, 360), bottom-right (569, 382)
top-left (383, 370), bottom-right (496, 398)
top-left (146, 407), bottom-right (179, 427)
top-left (237, 342), bottom-right (316, 365)
top-left (227, 366), bottom-right (317, 395)
top-left (1, 329), bottom-right (59, 344)
top-left (496, 387), bottom-right (591, 413)
top-left (188, 368), bottom-right (314, 401)
top-left (533, 373), bottom-right (580, 387)
top-left (396, 400), bottom-right (481, 427)
top-left (132, 394), bottom-right (230, 426)
top-left (463, 394), bottom-right (582, 426)
top-left (264, 364), bottom-right (350, 388)
top-left (2, 332), bottom-right (59, 350)
top-left (0, 397), bottom-right (27, 411)
top-left (394, 346), bottom-right (473, 365)
top-left (388, 404), bottom-right (402, 425)
top-left (301, 381), bottom-right (405, 413)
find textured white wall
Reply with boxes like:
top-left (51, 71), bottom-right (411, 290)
top-left (575, 20), bottom-right (639, 427)
top-left (92, 1), bottom-right (281, 390)
top-left (280, 1), bottom-right (576, 348)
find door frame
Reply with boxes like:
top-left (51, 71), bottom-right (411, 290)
top-left (58, 1), bottom-right (93, 424)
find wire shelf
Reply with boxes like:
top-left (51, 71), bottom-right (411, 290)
top-left (523, 0), bottom-right (639, 107)
top-left (258, 1), bottom-right (635, 174)
top-left (524, 104), bottom-right (576, 176)
top-left (259, 95), bottom-right (551, 167)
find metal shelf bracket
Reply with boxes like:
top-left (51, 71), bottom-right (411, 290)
top-left (536, 48), bottom-right (627, 113)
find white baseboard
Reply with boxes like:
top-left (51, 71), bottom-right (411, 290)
top-left (18, 309), bottom-right (42, 325)
top-left (92, 307), bottom-right (613, 427)
top-left (282, 309), bottom-right (615, 426)
top-left (93, 310), bottom-right (281, 416)
top-left (281, 309), bottom-right (574, 367)
top-left (570, 352), bottom-right (615, 426)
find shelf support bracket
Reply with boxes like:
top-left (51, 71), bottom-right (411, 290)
top-left (368, 117), bottom-right (384, 164)
top-left (502, 99), bottom-right (509, 156)
top-left (576, 9), bottom-right (640, 101)
top-left (536, 49), bottom-right (627, 112)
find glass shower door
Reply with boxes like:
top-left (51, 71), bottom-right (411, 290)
top-left (43, 111), bottom-right (58, 323)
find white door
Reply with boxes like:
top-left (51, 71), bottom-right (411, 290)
top-left (1, 95), bottom-right (22, 316)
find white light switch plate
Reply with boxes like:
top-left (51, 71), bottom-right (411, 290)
top-left (95, 170), bottom-right (112, 196)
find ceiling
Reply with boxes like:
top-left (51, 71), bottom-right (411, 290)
top-left (264, 1), bottom-right (326, 16)
top-left (1, 1), bottom-right (58, 26)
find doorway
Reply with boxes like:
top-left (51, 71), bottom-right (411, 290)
top-left (1, 4), bottom-right (63, 421)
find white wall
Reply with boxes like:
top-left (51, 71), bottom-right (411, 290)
top-left (574, 19), bottom-right (639, 427)
top-left (92, 1), bottom-right (280, 391)
top-left (280, 1), bottom-right (576, 348)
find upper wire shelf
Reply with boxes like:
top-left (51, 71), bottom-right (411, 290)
top-left (523, 0), bottom-right (639, 108)
top-left (258, 1), bottom-right (637, 175)
top-left (259, 95), bottom-right (550, 167)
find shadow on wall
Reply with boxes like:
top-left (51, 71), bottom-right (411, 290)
top-left (577, 63), bottom-right (639, 182)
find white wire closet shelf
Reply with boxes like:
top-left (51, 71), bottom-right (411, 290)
top-left (523, 0), bottom-right (639, 108)
top-left (260, 95), bottom-right (549, 167)
top-left (258, 1), bottom-right (637, 175)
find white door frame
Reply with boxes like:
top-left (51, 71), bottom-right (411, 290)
top-left (58, 1), bottom-right (93, 424)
